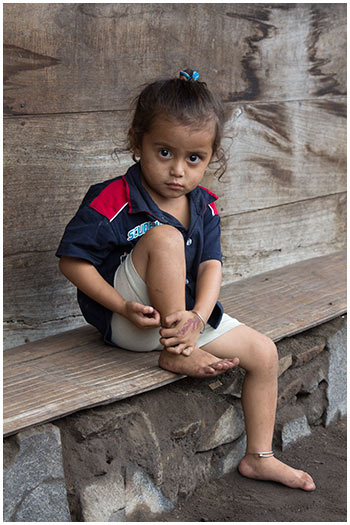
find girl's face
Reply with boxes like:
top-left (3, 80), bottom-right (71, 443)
top-left (134, 116), bottom-right (216, 206)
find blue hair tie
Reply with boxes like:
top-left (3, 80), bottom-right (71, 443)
top-left (180, 70), bottom-right (199, 81)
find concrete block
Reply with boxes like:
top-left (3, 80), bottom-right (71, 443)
top-left (325, 321), bottom-right (347, 426)
top-left (3, 423), bottom-right (70, 522)
top-left (197, 404), bottom-right (244, 452)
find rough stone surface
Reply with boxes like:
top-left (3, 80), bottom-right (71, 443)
top-left (3, 317), bottom-right (347, 522)
top-left (3, 423), bottom-right (70, 522)
top-left (198, 404), bottom-right (244, 452)
top-left (277, 333), bottom-right (327, 367)
top-left (54, 381), bottom-right (248, 520)
top-left (277, 376), bottom-right (302, 408)
top-left (80, 470), bottom-right (125, 522)
top-left (213, 433), bottom-right (247, 477)
top-left (221, 368), bottom-right (245, 398)
top-left (280, 414), bottom-right (312, 451)
top-left (125, 466), bottom-right (174, 519)
top-left (277, 353), bottom-right (293, 377)
top-left (325, 321), bottom-right (347, 426)
top-left (297, 384), bottom-right (328, 426)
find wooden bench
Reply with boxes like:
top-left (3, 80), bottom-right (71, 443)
top-left (4, 251), bottom-right (346, 437)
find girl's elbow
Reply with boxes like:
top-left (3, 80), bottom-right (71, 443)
top-left (58, 256), bottom-right (71, 277)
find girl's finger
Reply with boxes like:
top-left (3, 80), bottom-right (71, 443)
top-left (141, 304), bottom-right (154, 314)
top-left (166, 345), bottom-right (184, 355)
top-left (144, 308), bottom-right (160, 323)
top-left (181, 346), bottom-right (193, 356)
top-left (160, 336), bottom-right (184, 347)
top-left (163, 311), bottom-right (182, 328)
top-left (159, 326), bottom-right (180, 338)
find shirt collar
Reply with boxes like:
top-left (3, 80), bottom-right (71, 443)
top-left (124, 163), bottom-right (218, 219)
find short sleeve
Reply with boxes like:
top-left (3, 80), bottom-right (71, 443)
top-left (56, 205), bottom-right (119, 267)
top-left (200, 204), bottom-right (222, 263)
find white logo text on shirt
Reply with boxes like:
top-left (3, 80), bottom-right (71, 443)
top-left (127, 220), bottom-right (162, 241)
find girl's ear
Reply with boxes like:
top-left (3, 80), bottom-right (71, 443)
top-left (128, 128), bottom-right (141, 157)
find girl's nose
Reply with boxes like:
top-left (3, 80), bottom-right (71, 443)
top-left (170, 160), bottom-right (185, 177)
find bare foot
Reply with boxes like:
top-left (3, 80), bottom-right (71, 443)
top-left (238, 454), bottom-right (316, 491)
top-left (159, 346), bottom-right (239, 378)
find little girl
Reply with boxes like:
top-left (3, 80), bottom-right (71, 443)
top-left (57, 69), bottom-right (315, 491)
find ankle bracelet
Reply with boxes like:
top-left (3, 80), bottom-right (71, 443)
top-left (247, 451), bottom-right (274, 458)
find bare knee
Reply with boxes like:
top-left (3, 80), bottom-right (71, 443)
top-left (250, 334), bottom-right (278, 376)
top-left (136, 225), bottom-right (184, 253)
top-left (132, 225), bottom-right (185, 279)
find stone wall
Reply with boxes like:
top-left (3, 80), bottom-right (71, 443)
top-left (3, 317), bottom-right (346, 522)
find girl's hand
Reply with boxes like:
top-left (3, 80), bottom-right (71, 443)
top-left (159, 310), bottom-right (203, 355)
top-left (122, 301), bottom-right (161, 329)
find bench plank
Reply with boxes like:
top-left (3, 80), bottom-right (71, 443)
top-left (220, 251), bottom-right (346, 340)
top-left (3, 251), bottom-right (346, 436)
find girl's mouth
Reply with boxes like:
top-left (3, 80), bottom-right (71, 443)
top-left (166, 182), bottom-right (184, 190)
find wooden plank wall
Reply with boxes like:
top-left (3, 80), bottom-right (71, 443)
top-left (4, 4), bottom-right (346, 348)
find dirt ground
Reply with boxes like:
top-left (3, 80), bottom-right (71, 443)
top-left (156, 419), bottom-right (347, 522)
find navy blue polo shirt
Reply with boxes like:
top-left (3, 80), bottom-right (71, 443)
top-left (56, 163), bottom-right (224, 344)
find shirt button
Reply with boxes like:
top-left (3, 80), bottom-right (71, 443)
top-left (185, 279), bottom-right (189, 285)
top-left (186, 238), bottom-right (193, 246)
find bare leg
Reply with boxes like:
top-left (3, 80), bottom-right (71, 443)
top-left (131, 225), bottom-right (238, 376)
top-left (202, 325), bottom-right (316, 491)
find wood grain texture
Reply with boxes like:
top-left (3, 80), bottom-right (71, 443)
top-left (4, 4), bottom-right (346, 115)
top-left (4, 98), bottom-right (346, 256)
top-left (219, 251), bottom-right (346, 340)
top-left (3, 104), bottom-right (346, 346)
top-left (3, 4), bottom-right (347, 346)
top-left (220, 193), bottom-right (346, 282)
top-left (204, 99), bottom-right (346, 215)
top-left (3, 193), bottom-right (346, 348)
top-left (3, 251), bottom-right (346, 436)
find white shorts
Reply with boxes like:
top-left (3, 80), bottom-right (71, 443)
top-left (110, 253), bottom-right (242, 351)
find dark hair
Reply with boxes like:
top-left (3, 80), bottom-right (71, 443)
top-left (125, 69), bottom-right (227, 179)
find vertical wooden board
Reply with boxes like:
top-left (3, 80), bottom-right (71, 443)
top-left (4, 4), bottom-right (346, 115)
top-left (220, 193), bottom-right (346, 282)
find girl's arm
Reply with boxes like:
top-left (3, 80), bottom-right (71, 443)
top-left (59, 256), bottom-right (160, 328)
top-left (193, 259), bottom-right (222, 323)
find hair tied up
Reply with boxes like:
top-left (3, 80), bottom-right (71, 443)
top-left (179, 69), bottom-right (199, 81)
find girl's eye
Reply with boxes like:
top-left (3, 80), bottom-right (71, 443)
top-left (159, 149), bottom-right (171, 158)
top-left (188, 154), bottom-right (200, 164)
